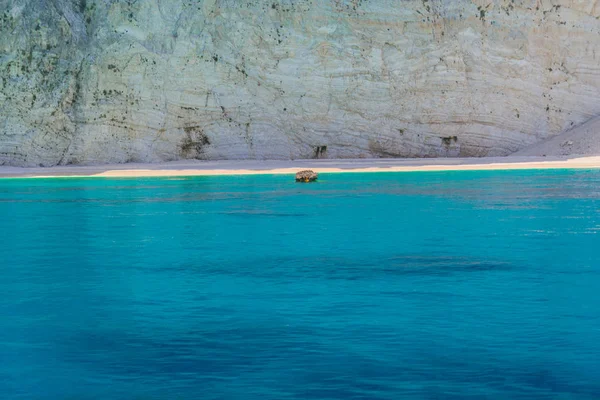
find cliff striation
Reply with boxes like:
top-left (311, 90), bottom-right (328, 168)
top-left (2, 0), bottom-right (600, 166)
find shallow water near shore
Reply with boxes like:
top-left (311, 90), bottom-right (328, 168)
top-left (1, 169), bottom-right (600, 399)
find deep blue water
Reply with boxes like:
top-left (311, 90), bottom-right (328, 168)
top-left (1, 170), bottom-right (600, 399)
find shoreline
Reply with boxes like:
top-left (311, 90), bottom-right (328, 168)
top-left (1, 156), bottom-right (600, 178)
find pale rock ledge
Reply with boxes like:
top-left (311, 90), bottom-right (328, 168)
top-left (1, 0), bottom-right (600, 166)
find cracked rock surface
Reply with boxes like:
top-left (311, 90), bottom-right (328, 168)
top-left (2, 0), bottom-right (600, 166)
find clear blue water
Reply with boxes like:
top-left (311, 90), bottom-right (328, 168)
top-left (1, 170), bottom-right (599, 399)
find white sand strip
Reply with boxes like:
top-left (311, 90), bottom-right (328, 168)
top-left (1, 156), bottom-right (600, 178)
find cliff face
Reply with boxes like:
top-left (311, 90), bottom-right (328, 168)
top-left (1, 0), bottom-right (600, 166)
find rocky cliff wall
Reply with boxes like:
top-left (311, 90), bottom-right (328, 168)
top-left (1, 0), bottom-right (600, 166)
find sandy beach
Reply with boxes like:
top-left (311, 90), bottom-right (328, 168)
top-left (1, 155), bottom-right (600, 178)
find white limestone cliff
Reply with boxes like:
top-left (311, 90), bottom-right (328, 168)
top-left (1, 0), bottom-right (600, 166)
top-left (513, 115), bottom-right (600, 156)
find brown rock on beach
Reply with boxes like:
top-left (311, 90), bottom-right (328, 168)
top-left (295, 170), bottom-right (318, 182)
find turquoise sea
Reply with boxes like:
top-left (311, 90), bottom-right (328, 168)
top-left (1, 170), bottom-right (599, 399)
